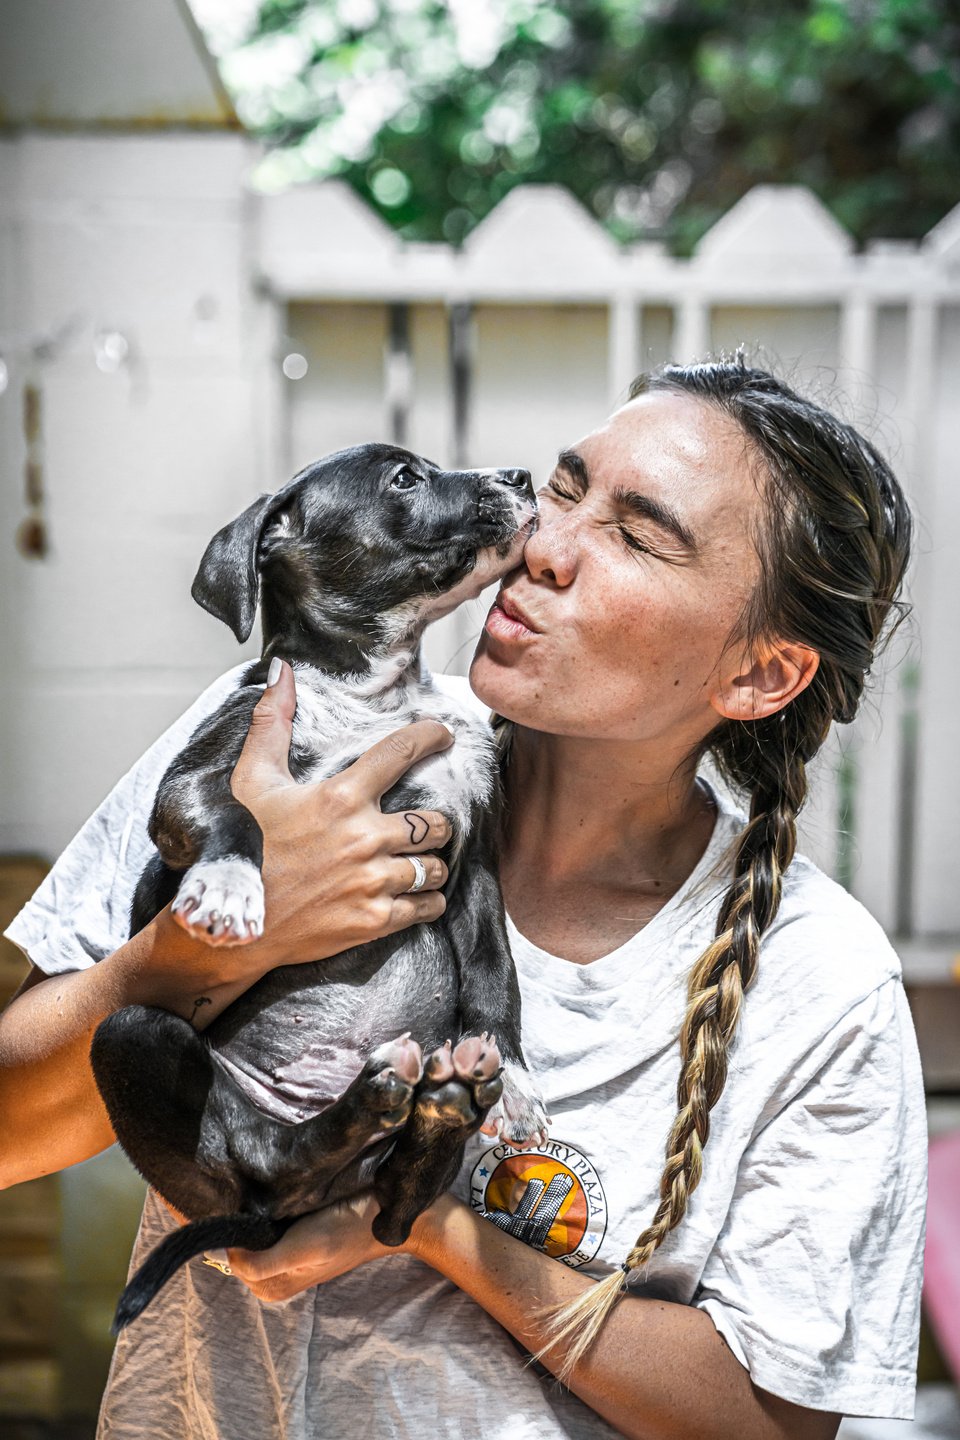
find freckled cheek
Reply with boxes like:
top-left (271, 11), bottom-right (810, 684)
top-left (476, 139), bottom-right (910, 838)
top-left (626, 605), bottom-right (728, 703)
top-left (676, 618), bottom-right (736, 699)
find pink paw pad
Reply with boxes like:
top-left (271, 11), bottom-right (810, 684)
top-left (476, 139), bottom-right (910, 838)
top-left (423, 1039), bottom-right (454, 1083)
top-left (377, 1033), bottom-right (424, 1086)
top-left (414, 1034), bottom-right (503, 1126)
top-left (451, 1032), bottom-right (501, 1082)
top-left (365, 1035), bottom-right (423, 1127)
top-left (367, 1033), bottom-right (423, 1088)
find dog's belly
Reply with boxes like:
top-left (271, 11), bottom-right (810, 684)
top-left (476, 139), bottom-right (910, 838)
top-left (204, 923), bottom-right (460, 1125)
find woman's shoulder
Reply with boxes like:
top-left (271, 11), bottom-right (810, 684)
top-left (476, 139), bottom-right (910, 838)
top-left (704, 783), bottom-right (903, 1027)
top-left (4, 661), bottom-right (253, 974)
top-left (773, 848), bottom-right (901, 983)
top-left (741, 850), bottom-right (905, 1072)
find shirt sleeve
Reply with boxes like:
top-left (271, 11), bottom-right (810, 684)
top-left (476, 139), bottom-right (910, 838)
top-left (3, 664), bottom-right (250, 977)
top-left (694, 976), bottom-right (927, 1421)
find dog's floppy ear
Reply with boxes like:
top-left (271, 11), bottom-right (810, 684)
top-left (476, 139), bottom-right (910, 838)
top-left (191, 492), bottom-right (278, 643)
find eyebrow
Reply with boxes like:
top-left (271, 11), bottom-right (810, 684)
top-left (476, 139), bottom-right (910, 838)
top-left (555, 449), bottom-right (698, 553)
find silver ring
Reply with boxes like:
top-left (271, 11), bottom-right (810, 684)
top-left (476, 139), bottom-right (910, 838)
top-left (405, 856), bottom-right (428, 894)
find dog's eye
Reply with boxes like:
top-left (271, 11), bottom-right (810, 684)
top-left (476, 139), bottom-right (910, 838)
top-left (391, 467), bottom-right (420, 491)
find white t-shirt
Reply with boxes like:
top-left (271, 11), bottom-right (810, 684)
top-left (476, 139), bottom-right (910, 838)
top-left (6, 667), bottom-right (927, 1437)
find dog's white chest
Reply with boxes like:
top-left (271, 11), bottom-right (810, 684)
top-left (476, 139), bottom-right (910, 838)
top-left (288, 663), bottom-right (497, 844)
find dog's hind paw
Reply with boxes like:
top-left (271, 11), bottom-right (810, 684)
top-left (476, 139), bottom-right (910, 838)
top-left (363, 1034), bottom-right (423, 1130)
top-left (414, 1033), bottom-right (503, 1128)
top-left (480, 1063), bottom-right (549, 1149)
top-left (172, 858), bottom-right (265, 946)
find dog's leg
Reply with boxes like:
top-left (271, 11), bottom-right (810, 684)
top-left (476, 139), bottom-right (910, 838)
top-left (446, 812), bottom-right (549, 1149)
top-left (265, 1034), bottom-right (427, 1216)
top-left (144, 681), bottom-right (272, 946)
top-left (91, 1005), bottom-right (249, 1219)
top-left (370, 1033), bottom-right (503, 1246)
top-left (92, 1007), bottom-right (425, 1221)
top-left (95, 1009), bottom-right (427, 1327)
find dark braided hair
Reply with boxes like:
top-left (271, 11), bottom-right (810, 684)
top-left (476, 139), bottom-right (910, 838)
top-left (540, 357), bottom-right (913, 1374)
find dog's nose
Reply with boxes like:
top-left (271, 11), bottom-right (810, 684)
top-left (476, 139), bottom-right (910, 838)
top-left (495, 469), bottom-right (532, 490)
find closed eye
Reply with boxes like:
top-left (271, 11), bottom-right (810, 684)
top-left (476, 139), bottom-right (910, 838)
top-left (547, 480), bottom-right (653, 554)
top-left (619, 528), bottom-right (653, 556)
top-left (543, 480), bottom-right (578, 503)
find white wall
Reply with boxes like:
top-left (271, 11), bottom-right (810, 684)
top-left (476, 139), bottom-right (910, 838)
top-left (0, 134), bottom-right (268, 857)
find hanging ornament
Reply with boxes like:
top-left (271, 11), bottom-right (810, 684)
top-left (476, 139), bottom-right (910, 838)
top-left (17, 381), bottom-right (48, 559)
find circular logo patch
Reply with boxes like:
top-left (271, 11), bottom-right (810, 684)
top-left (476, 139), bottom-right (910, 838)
top-left (470, 1139), bottom-right (608, 1268)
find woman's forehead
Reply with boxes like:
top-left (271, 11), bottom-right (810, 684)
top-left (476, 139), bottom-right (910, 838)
top-left (569, 389), bottom-right (764, 525)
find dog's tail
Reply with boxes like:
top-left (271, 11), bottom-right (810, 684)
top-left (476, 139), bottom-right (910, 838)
top-left (113, 1212), bottom-right (288, 1333)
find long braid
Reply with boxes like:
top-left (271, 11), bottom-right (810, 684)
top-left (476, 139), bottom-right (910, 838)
top-left (535, 357), bottom-right (911, 1380)
top-left (538, 739), bottom-right (813, 1373)
top-left (625, 731), bottom-right (810, 1273)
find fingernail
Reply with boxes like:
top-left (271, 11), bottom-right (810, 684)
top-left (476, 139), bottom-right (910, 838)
top-left (267, 656), bottom-right (282, 687)
top-left (439, 722), bottom-right (455, 740)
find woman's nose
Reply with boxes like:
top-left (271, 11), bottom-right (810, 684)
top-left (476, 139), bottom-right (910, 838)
top-left (524, 509), bottom-right (577, 586)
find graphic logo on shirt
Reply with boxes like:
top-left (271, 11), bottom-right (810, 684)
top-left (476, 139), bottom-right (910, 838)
top-left (470, 1139), bottom-right (608, 1268)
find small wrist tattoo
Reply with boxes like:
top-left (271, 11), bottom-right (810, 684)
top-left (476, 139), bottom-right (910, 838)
top-left (190, 995), bottom-right (212, 1027)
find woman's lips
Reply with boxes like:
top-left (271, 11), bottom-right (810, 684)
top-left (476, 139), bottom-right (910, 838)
top-left (484, 590), bottom-right (539, 642)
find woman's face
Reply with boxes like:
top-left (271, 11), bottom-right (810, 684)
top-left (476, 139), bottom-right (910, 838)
top-left (469, 389), bottom-right (768, 749)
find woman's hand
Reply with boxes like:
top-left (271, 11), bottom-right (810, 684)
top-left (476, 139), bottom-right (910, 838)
top-left (207, 1193), bottom-right (393, 1303)
top-left (228, 659), bottom-right (455, 972)
top-left (134, 659), bottom-right (457, 1021)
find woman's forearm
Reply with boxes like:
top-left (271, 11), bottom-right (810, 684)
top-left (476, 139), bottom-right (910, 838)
top-left (409, 1196), bottom-right (839, 1440)
top-left (0, 910), bottom-right (258, 1188)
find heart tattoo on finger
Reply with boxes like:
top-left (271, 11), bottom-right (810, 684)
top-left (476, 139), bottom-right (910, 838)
top-left (404, 812), bottom-right (430, 845)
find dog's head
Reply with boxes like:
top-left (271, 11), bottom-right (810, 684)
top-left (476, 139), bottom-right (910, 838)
top-left (192, 443), bottom-right (536, 668)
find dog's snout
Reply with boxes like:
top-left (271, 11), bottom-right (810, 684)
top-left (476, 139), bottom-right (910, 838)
top-left (495, 468), bottom-right (532, 491)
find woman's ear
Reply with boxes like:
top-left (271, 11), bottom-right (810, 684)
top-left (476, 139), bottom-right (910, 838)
top-left (710, 640), bottom-right (820, 723)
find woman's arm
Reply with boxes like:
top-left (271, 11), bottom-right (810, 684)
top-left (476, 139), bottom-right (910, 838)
top-left (0, 915), bottom-right (241, 1186)
top-left (220, 1193), bottom-right (840, 1440)
top-left (413, 1196), bottom-right (840, 1440)
top-left (0, 664), bottom-right (454, 1188)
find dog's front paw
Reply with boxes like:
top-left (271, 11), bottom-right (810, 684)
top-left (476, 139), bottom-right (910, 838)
top-left (171, 858), bottom-right (265, 946)
top-left (480, 1063), bottom-right (549, 1149)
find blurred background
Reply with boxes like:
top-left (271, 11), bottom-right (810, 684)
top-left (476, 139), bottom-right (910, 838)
top-left (0, 0), bottom-right (958, 1434)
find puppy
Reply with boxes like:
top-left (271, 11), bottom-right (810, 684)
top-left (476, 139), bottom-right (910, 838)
top-left (90, 444), bottom-right (548, 1330)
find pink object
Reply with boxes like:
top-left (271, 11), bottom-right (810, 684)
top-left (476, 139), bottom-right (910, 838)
top-left (925, 1129), bottom-right (960, 1380)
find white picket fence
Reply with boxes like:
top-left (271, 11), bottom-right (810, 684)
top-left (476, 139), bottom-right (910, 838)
top-left (261, 176), bottom-right (960, 968)
top-left (2, 134), bottom-right (959, 972)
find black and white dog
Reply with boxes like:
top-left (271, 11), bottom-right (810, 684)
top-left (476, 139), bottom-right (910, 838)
top-left (90, 444), bottom-right (548, 1330)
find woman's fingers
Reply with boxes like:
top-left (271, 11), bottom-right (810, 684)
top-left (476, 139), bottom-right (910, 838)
top-left (387, 809), bottom-right (453, 854)
top-left (393, 853), bottom-right (448, 896)
top-left (386, 890), bottom-right (446, 934)
top-left (208, 1195), bottom-right (390, 1302)
top-left (339, 719), bottom-right (455, 802)
top-left (223, 700), bottom-right (456, 967)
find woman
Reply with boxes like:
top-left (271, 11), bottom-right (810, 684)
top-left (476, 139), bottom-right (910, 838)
top-left (1, 361), bottom-right (925, 1439)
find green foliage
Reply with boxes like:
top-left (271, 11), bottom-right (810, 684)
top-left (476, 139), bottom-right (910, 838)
top-left (216, 0), bottom-right (960, 250)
